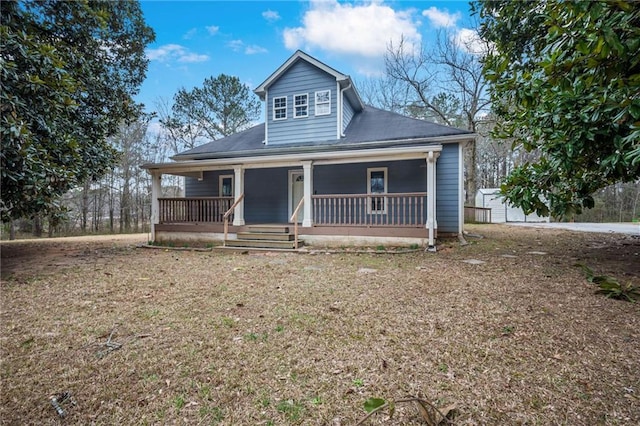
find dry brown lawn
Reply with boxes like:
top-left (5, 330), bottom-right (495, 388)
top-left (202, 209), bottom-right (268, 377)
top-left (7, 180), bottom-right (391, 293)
top-left (1, 225), bottom-right (638, 425)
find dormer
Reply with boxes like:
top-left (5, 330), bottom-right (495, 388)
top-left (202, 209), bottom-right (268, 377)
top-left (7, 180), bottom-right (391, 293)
top-left (254, 50), bottom-right (364, 145)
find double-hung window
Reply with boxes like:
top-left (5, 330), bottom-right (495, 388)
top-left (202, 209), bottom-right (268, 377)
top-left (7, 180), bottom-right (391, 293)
top-left (367, 167), bottom-right (387, 214)
top-left (219, 175), bottom-right (234, 197)
top-left (315, 90), bottom-right (330, 116)
top-left (273, 96), bottom-right (287, 120)
top-left (294, 93), bottom-right (308, 118)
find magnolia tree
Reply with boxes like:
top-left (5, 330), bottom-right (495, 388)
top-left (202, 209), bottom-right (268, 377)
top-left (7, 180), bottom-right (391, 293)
top-left (0, 0), bottom-right (155, 222)
top-left (474, 0), bottom-right (640, 218)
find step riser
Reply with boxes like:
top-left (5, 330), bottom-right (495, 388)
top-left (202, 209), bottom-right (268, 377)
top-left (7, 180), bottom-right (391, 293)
top-left (237, 232), bottom-right (294, 241)
top-left (247, 226), bottom-right (290, 234)
top-left (225, 239), bottom-right (300, 249)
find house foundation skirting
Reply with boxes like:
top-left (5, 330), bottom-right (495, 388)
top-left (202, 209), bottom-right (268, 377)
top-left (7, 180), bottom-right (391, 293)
top-left (154, 223), bottom-right (449, 247)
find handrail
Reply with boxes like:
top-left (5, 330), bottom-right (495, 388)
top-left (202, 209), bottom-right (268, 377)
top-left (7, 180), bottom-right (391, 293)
top-left (223, 193), bottom-right (245, 246)
top-left (311, 192), bottom-right (427, 199)
top-left (289, 197), bottom-right (305, 250)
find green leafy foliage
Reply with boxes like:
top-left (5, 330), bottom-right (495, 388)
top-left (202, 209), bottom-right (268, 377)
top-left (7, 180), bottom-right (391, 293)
top-left (576, 263), bottom-right (639, 302)
top-left (363, 397), bottom-right (387, 413)
top-left (0, 0), bottom-right (155, 222)
top-left (160, 74), bottom-right (262, 152)
top-left (474, 1), bottom-right (640, 219)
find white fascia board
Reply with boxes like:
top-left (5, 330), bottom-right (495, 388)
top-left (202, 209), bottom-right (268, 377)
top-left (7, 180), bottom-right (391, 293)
top-left (254, 50), bottom-right (348, 98)
top-left (142, 144), bottom-right (445, 175)
top-left (173, 133), bottom-right (475, 162)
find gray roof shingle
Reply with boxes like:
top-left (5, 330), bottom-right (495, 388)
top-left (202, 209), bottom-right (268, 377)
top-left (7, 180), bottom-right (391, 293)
top-left (173, 105), bottom-right (473, 161)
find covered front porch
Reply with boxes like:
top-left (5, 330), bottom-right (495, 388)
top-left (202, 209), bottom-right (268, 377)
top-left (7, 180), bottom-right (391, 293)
top-left (145, 145), bottom-right (451, 249)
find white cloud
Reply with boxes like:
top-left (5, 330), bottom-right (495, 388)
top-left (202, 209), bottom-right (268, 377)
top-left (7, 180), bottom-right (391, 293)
top-left (422, 7), bottom-right (461, 28)
top-left (146, 44), bottom-right (209, 63)
top-left (227, 40), bottom-right (244, 52)
top-left (245, 45), bottom-right (268, 55)
top-left (262, 10), bottom-right (281, 22)
top-left (183, 28), bottom-right (197, 39)
top-left (283, 0), bottom-right (421, 62)
top-left (206, 25), bottom-right (220, 36)
top-left (452, 28), bottom-right (487, 56)
top-left (178, 52), bottom-right (209, 63)
top-left (227, 39), bottom-right (268, 55)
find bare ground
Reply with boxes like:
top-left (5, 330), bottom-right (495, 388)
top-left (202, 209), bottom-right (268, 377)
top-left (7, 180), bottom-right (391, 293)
top-left (0, 225), bottom-right (638, 425)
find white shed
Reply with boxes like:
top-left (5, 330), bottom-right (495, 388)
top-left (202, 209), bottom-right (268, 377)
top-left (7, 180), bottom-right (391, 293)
top-left (475, 188), bottom-right (550, 223)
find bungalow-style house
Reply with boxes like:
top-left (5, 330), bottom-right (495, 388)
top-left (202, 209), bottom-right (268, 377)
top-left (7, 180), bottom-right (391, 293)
top-left (142, 50), bottom-right (475, 250)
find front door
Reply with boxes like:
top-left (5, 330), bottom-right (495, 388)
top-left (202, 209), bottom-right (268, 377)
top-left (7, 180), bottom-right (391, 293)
top-left (289, 170), bottom-right (304, 223)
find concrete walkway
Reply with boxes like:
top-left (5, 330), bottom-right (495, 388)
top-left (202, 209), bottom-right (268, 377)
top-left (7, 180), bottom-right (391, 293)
top-left (507, 222), bottom-right (639, 236)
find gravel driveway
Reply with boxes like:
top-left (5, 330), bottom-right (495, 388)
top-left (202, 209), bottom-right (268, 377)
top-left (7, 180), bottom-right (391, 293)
top-left (507, 221), bottom-right (639, 236)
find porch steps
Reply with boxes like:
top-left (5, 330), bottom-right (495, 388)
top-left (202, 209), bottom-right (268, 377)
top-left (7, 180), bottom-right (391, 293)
top-left (236, 232), bottom-right (294, 241)
top-left (224, 225), bottom-right (302, 250)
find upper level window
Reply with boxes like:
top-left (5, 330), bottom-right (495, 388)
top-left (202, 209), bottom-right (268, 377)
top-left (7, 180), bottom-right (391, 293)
top-left (294, 93), bottom-right (308, 118)
top-left (367, 167), bottom-right (387, 214)
top-left (273, 96), bottom-right (287, 120)
top-left (315, 90), bottom-right (331, 116)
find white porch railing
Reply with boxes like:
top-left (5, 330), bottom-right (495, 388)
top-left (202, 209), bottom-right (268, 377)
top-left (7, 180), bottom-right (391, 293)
top-left (312, 192), bottom-right (427, 227)
top-left (158, 193), bottom-right (428, 228)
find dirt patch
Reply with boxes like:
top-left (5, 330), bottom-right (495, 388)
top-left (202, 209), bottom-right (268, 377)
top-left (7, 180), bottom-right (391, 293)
top-left (0, 233), bottom-right (147, 280)
top-left (1, 225), bottom-right (638, 425)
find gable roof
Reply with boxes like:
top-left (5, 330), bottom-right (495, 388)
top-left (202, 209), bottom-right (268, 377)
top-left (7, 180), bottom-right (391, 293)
top-left (254, 50), bottom-right (364, 111)
top-left (172, 105), bottom-right (474, 161)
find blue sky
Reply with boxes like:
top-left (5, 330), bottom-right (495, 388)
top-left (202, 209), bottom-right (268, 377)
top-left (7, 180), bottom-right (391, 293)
top-left (137, 0), bottom-right (477, 115)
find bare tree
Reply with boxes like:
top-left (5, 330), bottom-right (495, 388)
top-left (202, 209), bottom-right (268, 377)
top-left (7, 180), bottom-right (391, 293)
top-left (356, 75), bottom-right (412, 115)
top-left (384, 31), bottom-right (492, 203)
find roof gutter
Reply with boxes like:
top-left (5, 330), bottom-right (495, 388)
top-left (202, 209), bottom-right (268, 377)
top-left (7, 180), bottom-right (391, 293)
top-left (171, 133), bottom-right (476, 162)
top-left (141, 143), bottom-right (446, 173)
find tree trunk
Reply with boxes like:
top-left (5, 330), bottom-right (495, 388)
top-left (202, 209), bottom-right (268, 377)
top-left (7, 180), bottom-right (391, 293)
top-left (81, 181), bottom-right (89, 232)
top-left (33, 215), bottom-right (42, 237)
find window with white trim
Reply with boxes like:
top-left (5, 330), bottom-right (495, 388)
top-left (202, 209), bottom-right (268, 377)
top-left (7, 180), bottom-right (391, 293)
top-left (273, 96), bottom-right (287, 120)
top-left (294, 93), bottom-right (308, 118)
top-left (219, 175), bottom-right (234, 197)
top-left (315, 90), bottom-right (330, 116)
top-left (367, 167), bottom-right (387, 213)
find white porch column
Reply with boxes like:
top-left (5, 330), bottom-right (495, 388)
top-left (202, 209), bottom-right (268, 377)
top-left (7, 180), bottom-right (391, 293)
top-left (426, 151), bottom-right (440, 251)
top-left (302, 161), bottom-right (313, 227)
top-left (233, 165), bottom-right (245, 226)
top-left (150, 171), bottom-right (161, 242)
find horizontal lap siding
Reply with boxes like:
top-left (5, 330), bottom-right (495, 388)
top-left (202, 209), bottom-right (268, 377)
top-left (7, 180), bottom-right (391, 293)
top-left (436, 143), bottom-right (460, 233)
top-left (267, 61), bottom-right (337, 145)
top-left (313, 160), bottom-right (426, 194)
top-left (244, 168), bottom-right (290, 223)
top-left (185, 170), bottom-right (234, 197)
top-left (314, 160), bottom-right (427, 225)
top-left (343, 100), bottom-right (354, 133)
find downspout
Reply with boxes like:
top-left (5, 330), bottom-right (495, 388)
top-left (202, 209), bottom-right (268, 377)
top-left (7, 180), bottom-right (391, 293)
top-left (426, 151), bottom-right (437, 252)
top-left (263, 89), bottom-right (269, 145)
top-left (339, 82), bottom-right (351, 137)
top-left (150, 171), bottom-right (161, 242)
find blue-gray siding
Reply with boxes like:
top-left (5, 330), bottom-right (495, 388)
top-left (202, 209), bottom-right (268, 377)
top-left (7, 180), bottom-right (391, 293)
top-left (343, 98), bottom-right (355, 133)
top-left (184, 146), bottom-right (460, 233)
top-left (266, 60), bottom-right (337, 145)
top-left (314, 160), bottom-right (426, 194)
top-left (435, 143), bottom-right (459, 233)
top-left (185, 170), bottom-right (234, 197)
top-left (314, 160), bottom-right (428, 225)
top-left (244, 168), bottom-right (291, 223)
